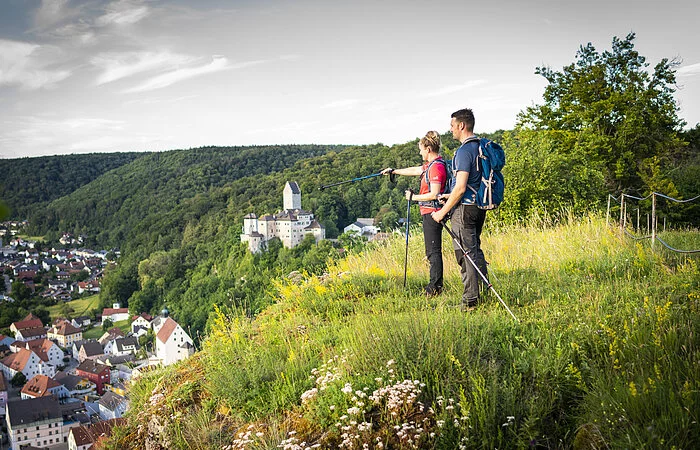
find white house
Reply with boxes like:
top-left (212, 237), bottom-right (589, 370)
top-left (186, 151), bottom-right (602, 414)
top-left (47, 320), bottom-right (83, 347)
top-left (101, 303), bottom-right (130, 324)
top-left (155, 317), bottom-right (195, 366)
top-left (111, 337), bottom-right (139, 356)
top-left (13, 338), bottom-right (64, 368)
top-left (343, 218), bottom-right (380, 238)
top-left (131, 313), bottom-right (153, 334)
top-left (6, 397), bottom-right (67, 450)
top-left (97, 391), bottom-right (129, 420)
top-left (240, 181), bottom-right (325, 253)
top-left (21, 374), bottom-right (70, 399)
top-left (1, 348), bottom-right (55, 381)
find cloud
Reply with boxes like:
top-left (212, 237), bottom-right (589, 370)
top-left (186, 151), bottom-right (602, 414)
top-left (96, 0), bottom-right (150, 27)
top-left (92, 51), bottom-right (195, 85)
top-left (0, 39), bottom-right (71, 89)
top-left (418, 80), bottom-right (488, 98)
top-left (677, 62), bottom-right (700, 77)
top-left (33, 0), bottom-right (74, 30)
top-left (320, 99), bottom-right (363, 110)
top-left (122, 56), bottom-right (266, 93)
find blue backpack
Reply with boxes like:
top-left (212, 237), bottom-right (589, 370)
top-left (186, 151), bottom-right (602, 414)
top-left (472, 138), bottom-right (506, 210)
top-left (450, 137), bottom-right (506, 210)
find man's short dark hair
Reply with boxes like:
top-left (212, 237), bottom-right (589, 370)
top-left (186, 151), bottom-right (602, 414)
top-left (451, 108), bottom-right (475, 132)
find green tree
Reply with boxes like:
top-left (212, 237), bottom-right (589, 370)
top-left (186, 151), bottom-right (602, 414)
top-left (11, 372), bottom-right (27, 387)
top-left (517, 33), bottom-right (685, 193)
top-left (102, 318), bottom-right (114, 332)
top-left (34, 306), bottom-right (51, 325)
top-left (500, 129), bottom-right (606, 220)
top-left (10, 281), bottom-right (32, 301)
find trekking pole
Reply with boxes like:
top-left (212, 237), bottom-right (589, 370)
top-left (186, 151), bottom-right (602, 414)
top-left (441, 221), bottom-right (518, 322)
top-left (403, 190), bottom-right (413, 288)
top-left (319, 172), bottom-right (396, 190)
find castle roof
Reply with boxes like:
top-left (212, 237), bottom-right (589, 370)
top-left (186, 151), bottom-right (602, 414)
top-left (286, 181), bottom-right (301, 194)
top-left (304, 220), bottom-right (324, 230)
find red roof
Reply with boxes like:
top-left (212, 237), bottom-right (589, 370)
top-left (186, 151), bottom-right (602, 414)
top-left (70, 418), bottom-right (126, 446)
top-left (51, 321), bottom-right (81, 336)
top-left (2, 348), bottom-right (33, 371)
top-left (21, 374), bottom-right (60, 398)
top-left (102, 307), bottom-right (129, 316)
top-left (156, 317), bottom-right (179, 343)
top-left (12, 313), bottom-right (43, 330)
top-left (24, 339), bottom-right (58, 363)
top-left (132, 312), bottom-right (153, 321)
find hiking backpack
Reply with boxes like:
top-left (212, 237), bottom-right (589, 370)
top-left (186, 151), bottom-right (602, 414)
top-left (472, 138), bottom-right (506, 210)
top-left (450, 137), bottom-right (506, 210)
top-left (418, 157), bottom-right (452, 209)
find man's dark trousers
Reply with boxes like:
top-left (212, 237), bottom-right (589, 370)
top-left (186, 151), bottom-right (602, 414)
top-left (451, 203), bottom-right (487, 306)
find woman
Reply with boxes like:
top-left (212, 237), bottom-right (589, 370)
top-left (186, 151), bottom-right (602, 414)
top-left (381, 131), bottom-right (448, 297)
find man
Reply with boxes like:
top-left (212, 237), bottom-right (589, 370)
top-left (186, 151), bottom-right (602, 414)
top-left (431, 108), bottom-right (487, 311)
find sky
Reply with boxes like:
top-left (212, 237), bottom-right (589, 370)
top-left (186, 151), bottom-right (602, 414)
top-left (1, 0), bottom-right (699, 159)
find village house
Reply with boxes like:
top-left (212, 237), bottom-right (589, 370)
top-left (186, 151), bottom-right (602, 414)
top-left (68, 418), bottom-right (125, 450)
top-left (75, 359), bottom-right (110, 395)
top-left (54, 371), bottom-right (96, 398)
top-left (5, 396), bottom-right (66, 450)
top-left (0, 334), bottom-right (15, 347)
top-left (240, 181), bottom-right (325, 253)
top-left (97, 390), bottom-right (129, 420)
top-left (1, 347), bottom-right (55, 380)
top-left (131, 313), bottom-right (153, 334)
top-left (101, 303), bottom-right (129, 325)
top-left (47, 320), bottom-right (83, 348)
top-left (71, 316), bottom-right (92, 330)
top-left (76, 279), bottom-right (100, 294)
top-left (21, 374), bottom-right (70, 400)
top-left (111, 337), bottom-right (139, 357)
top-left (343, 218), bottom-right (381, 239)
top-left (10, 313), bottom-right (47, 342)
top-left (14, 326), bottom-right (47, 342)
top-left (0, 372), bottom-right (7, 416)
top-left (12, 338), bottom-right (65, 367)
top-left (77, 340), bottom-right (104, 363)
top-left (155, 317), bottom-right (195, 366)
top-left (98, 327), bottom-right (125, 346)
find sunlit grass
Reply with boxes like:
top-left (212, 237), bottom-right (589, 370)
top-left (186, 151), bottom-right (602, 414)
top-left (47, 293), bottom-right (100, 320)
top-left (105, 214), bottom-right (700, 449)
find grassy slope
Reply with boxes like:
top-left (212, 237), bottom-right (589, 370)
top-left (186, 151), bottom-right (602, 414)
top-left (47, 294), bottom-right (100, 320)
top-left (107, 215), bottom-right (699, 449)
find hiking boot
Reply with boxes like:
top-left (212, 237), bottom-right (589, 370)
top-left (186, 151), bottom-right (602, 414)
top-left (425, 285), bottom-right (443, 298)
top-left (461, 297), bottom-right (478, 312)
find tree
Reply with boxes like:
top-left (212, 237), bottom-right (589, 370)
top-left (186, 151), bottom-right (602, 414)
top-left (10, 281), bottom-right (31, 302)
top-left (517, 33), bottom-right (685, 194)
top-left (102, 318), bottom-right (114, 332)
top-left (11, 372), bottom-right (26, 387)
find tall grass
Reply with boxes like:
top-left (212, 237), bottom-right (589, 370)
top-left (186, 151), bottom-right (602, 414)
top-left (106, 214), bottom-right (699, 449)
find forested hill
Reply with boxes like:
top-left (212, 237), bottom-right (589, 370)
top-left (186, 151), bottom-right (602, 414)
top-left (25, 145), bottom-right (345, 246)
top-left (0, 152), bottom-right (141, 219)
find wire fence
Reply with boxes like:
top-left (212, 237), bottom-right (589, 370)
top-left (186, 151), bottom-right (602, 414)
top-left (607, 191), bottom-right (700, 254)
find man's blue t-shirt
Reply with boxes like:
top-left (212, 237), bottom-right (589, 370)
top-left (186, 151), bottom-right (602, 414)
top-left (451, 138), bottom-right (481, 204)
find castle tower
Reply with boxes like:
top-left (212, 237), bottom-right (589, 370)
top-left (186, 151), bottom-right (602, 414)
top-left (283, 181), bottom-right (301, 211)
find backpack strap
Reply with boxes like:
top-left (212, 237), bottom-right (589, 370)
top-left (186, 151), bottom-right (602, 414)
top-left (418, 157), bottom-right (447, 209)
top-left (453, 137), bottom-right (481, 205)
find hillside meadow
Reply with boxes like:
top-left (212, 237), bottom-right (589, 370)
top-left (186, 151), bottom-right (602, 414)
top-left (104, 215), bottom-right (699, 449)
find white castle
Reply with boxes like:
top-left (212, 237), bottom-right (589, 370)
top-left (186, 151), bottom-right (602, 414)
top-left (240, 181), bottom-right (325, 253)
